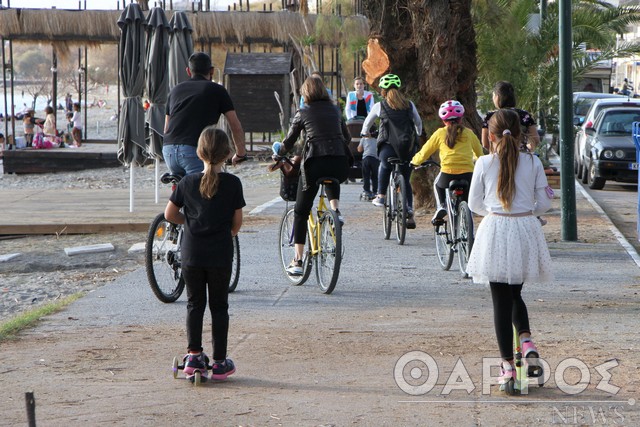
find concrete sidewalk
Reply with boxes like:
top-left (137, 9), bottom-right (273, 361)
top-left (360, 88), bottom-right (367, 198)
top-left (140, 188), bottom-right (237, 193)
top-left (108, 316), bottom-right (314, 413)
top-left (1, 178), bottom-right (639, 425)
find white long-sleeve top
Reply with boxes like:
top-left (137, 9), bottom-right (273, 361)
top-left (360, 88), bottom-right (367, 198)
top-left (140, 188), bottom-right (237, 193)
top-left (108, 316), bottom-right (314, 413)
top-left (468, 152), bottom-right (552, 216)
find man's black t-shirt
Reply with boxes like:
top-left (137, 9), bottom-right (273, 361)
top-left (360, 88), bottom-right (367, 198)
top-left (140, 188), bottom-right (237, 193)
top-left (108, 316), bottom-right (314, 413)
top-left (164, 75), bottom-right (235, 147)
top-left (169, 172), bottom-right (246, 269)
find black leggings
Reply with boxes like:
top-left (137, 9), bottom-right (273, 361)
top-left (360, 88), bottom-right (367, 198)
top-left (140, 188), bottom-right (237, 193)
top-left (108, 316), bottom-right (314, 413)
top-left (183, 265), bottom-right (231, 361)
top-left (293, 156), bottom-right (349, 244)
top-left (490, 282), bottom-right (531, 360)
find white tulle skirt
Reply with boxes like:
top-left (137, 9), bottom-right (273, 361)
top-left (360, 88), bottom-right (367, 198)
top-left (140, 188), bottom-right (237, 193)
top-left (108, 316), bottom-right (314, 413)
top-left (466, 215), bottom-right (554, 285)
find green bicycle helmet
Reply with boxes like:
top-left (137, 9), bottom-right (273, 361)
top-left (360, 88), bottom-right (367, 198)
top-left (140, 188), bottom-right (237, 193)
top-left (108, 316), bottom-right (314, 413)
top-left (379, 74), bottom-right (401, 89)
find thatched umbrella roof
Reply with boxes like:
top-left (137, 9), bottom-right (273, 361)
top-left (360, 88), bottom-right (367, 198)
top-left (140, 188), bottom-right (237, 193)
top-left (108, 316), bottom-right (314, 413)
top-left (0, 8), bottom-right (369, 48)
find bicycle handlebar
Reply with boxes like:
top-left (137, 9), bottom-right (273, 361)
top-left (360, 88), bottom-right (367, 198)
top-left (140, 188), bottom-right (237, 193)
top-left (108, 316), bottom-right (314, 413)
top-left (413, 160), bottom-right (441, 169)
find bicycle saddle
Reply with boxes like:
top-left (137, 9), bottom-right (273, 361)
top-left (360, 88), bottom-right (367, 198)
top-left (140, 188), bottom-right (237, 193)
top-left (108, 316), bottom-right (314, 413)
top-left (388, 157), bottom-right (407, 165)
top-left (160, 172), bottom-right (184, 185)
top-left (315, 177), bottom-right (341, 185)
top-left (448, 179), bottom-right (469, 191)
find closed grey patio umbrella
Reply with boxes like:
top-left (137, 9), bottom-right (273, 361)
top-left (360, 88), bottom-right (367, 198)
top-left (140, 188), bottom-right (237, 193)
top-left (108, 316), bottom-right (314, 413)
top-left (145, 7), bottom-right (170, 203)
top-left (145, 7), bottom-right (169, 159)
top-left (117, 3), bottom-right (146, 211)
top-left (168, 11), bottom-right (193, 90)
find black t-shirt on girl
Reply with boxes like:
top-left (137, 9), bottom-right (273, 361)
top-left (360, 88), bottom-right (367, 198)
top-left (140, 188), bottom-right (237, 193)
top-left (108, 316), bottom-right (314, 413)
top-left (169, 172), bottom-right (246, 269)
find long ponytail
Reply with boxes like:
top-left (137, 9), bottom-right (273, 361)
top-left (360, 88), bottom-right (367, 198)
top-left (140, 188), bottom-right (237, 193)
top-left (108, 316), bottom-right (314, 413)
top-left (488, 109), bottom-right (522, 211)
top-left (445, 120), bottom-right (464, 149)
top-left (196, 126), bottom-right (233, 199)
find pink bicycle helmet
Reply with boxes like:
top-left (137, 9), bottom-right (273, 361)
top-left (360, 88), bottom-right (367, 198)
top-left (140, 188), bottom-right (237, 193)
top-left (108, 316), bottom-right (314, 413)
top-left (438, 100), bottom-right (465, 121)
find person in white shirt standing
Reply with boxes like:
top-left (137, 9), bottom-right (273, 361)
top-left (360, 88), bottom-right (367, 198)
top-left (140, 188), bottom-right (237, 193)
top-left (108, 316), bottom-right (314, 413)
top-left (71, 102), bottom-right (83, 147)
top-left (466, 108), bottom-right (553, 395)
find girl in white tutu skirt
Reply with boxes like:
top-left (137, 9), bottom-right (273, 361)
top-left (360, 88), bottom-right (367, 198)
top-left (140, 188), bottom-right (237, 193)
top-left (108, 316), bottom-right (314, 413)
top-left (466, 109), bottom-right (553, 393)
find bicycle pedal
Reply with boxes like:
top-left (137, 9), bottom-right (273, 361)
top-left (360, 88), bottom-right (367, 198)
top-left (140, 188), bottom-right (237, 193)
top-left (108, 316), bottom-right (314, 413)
top-left (431, 218), bottom-right (445, 226)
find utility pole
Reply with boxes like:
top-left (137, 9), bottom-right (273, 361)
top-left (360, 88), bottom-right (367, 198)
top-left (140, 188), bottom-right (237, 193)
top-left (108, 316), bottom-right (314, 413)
top-left (559, 0), bottom-right (578, 240)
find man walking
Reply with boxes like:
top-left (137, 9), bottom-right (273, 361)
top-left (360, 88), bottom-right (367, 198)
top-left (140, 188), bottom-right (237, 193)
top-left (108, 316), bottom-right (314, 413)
top-left (163, 52), bottom-right (247, 175)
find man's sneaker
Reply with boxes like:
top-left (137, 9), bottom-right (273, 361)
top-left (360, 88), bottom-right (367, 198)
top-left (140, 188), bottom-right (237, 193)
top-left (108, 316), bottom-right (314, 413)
top-left (522, 340), bottom-right (543, 378)
top-left (335, 209), bottom-right (345, 226)
top-left (372, 196), bottom-right (385, 207)
top-left (431, 206), bottom-right (447, 225)
top-left (406, 209), bottom-right (416, 229)
top-left (211, 358), bottom-right (236, 380)
top-left (183, 352), bottom-right (209, 381)
top-left (286, 259), bottom-right (303, 276)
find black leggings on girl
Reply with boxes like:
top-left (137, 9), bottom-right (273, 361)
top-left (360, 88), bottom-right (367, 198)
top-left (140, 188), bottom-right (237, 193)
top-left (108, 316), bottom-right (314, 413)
top-left (183, 265), bottom-right (231, 361)
top-left (490, 282), bottom-right (531, 360)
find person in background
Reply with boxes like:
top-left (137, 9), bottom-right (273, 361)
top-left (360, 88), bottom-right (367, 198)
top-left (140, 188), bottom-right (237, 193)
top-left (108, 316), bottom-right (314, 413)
top-left (345, 76), bottom-right (374, 121)
top-left (299, 71), bottom-right (332, 109)
top-left (481, 81), bottom-right (540, 153)
top-left (411, 100), bottom-right (483, 224)
top-left (357, 135), bottom-right (379, 200)
top-left (466, 109), bottom-right (553, 395)
top-left (41, 106), bottom-right (57, 138)
top-left (65, 93), bottom-right (73, 113)
top-left (163, 52), bottom-right (247, 176)
top-left (274, 76), bottom-right (352, 276)
top-left (164, 126), bottom-right (245, 382)
top-left (361, 73), bottom-right (422, 229)
top-left (71, 102), bottom-right (83, 147)
top-left (23, 110), bottom-right (36, 148)
top-left (65, 112), bottom-right (74, 146)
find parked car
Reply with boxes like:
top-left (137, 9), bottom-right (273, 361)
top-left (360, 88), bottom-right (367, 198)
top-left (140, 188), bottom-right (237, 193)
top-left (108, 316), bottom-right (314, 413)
top-left (573, 92), bottom-right (625, 126)
top-left (580, 107), bottom-right (640, 189)
top-left (574, 98), bottom-right (640, 178)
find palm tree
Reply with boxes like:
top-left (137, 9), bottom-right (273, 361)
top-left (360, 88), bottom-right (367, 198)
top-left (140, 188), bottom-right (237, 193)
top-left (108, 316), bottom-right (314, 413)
top-left (474, 0), bottom-right (640, 131)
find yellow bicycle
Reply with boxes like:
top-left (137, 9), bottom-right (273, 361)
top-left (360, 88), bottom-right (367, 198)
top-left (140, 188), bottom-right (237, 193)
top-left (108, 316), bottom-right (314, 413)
top-left (278, 176), bottom-right (343, 294)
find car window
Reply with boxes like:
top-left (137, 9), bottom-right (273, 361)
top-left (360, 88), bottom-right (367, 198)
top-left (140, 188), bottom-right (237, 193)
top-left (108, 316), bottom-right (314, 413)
top-left (575, 99), bottom-right (596, 117)
top-left (597, 110), bottom-right (640, 134)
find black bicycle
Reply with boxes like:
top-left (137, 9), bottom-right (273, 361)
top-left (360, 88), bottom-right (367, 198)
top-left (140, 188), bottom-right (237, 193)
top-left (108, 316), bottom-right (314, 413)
top-left (145, 173), bottom-right (240, 303)
top-left (416, 160), bottom-right (474, 277)
top-left (383, 157), bottom-right (410, 245)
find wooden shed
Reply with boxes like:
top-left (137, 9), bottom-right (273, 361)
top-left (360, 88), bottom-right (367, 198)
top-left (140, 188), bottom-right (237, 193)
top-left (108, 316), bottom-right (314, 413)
top-left (223, 52), bottom-right (293, 133)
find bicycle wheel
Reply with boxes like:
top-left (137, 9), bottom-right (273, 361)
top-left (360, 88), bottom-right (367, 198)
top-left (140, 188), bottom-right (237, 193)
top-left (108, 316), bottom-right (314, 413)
top-left (456, 201), bottom-right (474, 278)
top-left (145, 213), bottom-right (185, 303)
top-left (434, 220), bottom-right (454, 270)
top-left (394, 175), bottom-right (407, 245)
top-left (315, 210), bottom-right (342, 294)
top-left (278, 208), bottom-right (311, 285)
top-left (228, 235), bottom-right (240, 292)
top-left (382, 182), bottom-right (393, 240)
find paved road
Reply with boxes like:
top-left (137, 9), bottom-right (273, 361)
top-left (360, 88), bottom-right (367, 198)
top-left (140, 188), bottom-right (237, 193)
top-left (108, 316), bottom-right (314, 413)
top-left (580, 179), bottom-right (639, 254)
top-left (2, 180), bottom-right (639, 425)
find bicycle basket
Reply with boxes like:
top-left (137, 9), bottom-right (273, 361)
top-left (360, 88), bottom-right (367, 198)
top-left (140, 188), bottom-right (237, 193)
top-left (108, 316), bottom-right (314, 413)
top-left (280, 171), bottom-right (299, 201)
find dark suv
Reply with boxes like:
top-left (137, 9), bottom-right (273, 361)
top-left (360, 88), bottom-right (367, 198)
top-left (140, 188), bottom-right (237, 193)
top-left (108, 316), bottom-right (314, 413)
top-left (581, 107), bottom-right (640, 189)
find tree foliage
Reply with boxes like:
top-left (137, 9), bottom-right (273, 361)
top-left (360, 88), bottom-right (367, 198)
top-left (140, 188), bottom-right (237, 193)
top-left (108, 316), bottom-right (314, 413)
top-left (474, 0), bottom-right (640, 130)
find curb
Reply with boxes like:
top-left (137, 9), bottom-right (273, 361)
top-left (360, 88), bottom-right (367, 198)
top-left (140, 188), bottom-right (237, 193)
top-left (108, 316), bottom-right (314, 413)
top-left (575, 180), bottom-right (640, 268)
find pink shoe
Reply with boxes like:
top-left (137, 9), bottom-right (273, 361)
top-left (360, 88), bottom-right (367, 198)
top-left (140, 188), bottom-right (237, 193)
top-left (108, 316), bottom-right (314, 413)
top-left (522, 340), bottom-right (543, 379)
top-left (183, 352), bottom-right (209, 382)
top-left (499, 362), bottom-right (516, 395)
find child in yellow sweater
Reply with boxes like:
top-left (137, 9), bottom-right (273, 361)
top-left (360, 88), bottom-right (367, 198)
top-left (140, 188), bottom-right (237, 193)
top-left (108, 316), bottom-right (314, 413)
top-left (411, 100), bottom-right (484, 223)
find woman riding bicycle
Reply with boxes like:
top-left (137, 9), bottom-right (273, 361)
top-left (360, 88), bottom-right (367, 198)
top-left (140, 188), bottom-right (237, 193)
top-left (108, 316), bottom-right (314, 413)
top-left (361, 73), bottom-right (422, 229)
top-left (411, 100), bottom-right (483, 224)
top-left (273, 76), bottom-right (353, 276)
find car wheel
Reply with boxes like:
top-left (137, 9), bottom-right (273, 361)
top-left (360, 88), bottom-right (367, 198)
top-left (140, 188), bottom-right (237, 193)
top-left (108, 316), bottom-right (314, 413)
top-left (587, 161), bottom-right (606, 190)
top-left (574, 155), bottom-right (583, 178)
top-left (581, 159), bottom-right (589, 184)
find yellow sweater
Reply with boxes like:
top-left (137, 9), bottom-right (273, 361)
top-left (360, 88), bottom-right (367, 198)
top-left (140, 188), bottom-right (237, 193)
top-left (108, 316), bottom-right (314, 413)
top-left (411, 127), bottom-right (483, 174)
